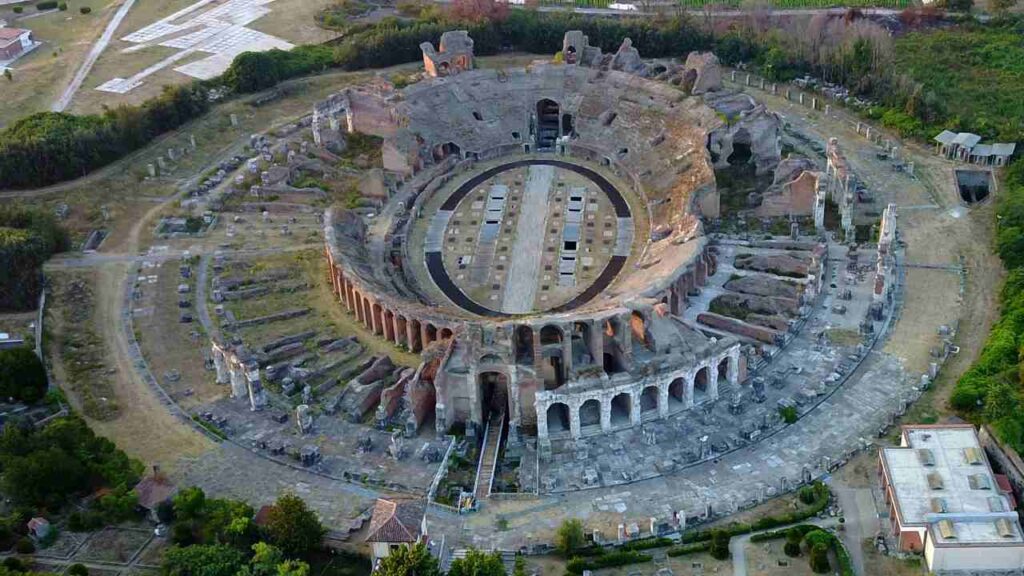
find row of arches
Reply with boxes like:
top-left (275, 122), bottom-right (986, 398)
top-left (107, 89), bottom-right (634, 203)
top-left (326, 258), bottom-right (453, 352)
top-left (537, 353), bottom-right (736, 440)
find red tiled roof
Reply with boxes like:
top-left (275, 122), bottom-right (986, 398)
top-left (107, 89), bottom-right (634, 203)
top-left (0, 28), bottom-right (28, 41)
top-left (133, 475), bottom-right (177, 509)
top-left (364, 498), bottom-right (425, 543)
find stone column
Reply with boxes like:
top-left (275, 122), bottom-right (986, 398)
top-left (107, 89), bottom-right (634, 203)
top-left (246, 364), bottom-right (267, 411)
top-left (658, 384), bottom-right (669, 419)
top-left (421, 324), bottom-right (433, 348)
top-left (600, 398), bottom-right (612, 433)
top-left (685, 372), bottom-right (696, 409)
top-left (536, 400), bottom-right (549, 441)
top-left (629, 390), bottom-right (641, 426)
top-left (229, 365), bottom-right (247, 399)
top-left (561, 332), bottom-right (573, 376)
top-left (708, 366), bottom-right (720, 401)
top-left (589, 321), bottom-right (604, 370)
top-left (532, 330), bottom-right (544, 375)
top-left (569, 401), bottom-right (581, 440)
top-left (407, 322), bottom-right (420, 353)
top-left (392, 315), bottom-right (405, 347)
top-left (212, 347), bottom-right (228, 384)
top-left (728, 348), bottom-right (741, 385)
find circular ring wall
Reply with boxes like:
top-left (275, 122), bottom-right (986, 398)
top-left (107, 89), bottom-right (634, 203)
top-left (424, 159), bottom-right (634, 318)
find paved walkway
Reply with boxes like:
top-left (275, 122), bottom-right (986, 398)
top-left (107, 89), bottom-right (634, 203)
top-left (502, 164), bottom-right (553, 313)
top-left (52, 0), bottom-right (138, 111)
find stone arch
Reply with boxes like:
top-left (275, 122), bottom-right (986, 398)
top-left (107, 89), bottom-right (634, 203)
top-left (479, 371), bottom-right (510, 419)
top-left (579, 399), bottom-right (601, 428)
top-left (630, 311), bottom-right (650, 351)
top-left (514, 325), bottom-right (534, 365)
top-left (727, 128), bottom-right (753, 165)
top-left (479, 353), bottom-right (503, 365)
top-left (602, 316), bottom-right (625, 374)
top-left (572, 321), bottom-right (594, 366)
top-left (669, 377), bottom-right (686, 411)
top-left (695, 365), bottom-right (711, 402)
top-left (610, 392), bottom-right (631, 428)
top-left (536, 98), bottom-right (560, 150)
top-left (717, 355), bottom-right (730, 385)
top-left (640, 386), bottom-right (659, 414)
top-left (362, 297), bottom-right (373, 331)
top-left (439, 327), bottom-right (454, 341)
top-left (546, 402), bottom-right (570, 434)
top-left (424, 323), bottom-right (438, 346)
top-left (540, 324), bottom-right (563, 346)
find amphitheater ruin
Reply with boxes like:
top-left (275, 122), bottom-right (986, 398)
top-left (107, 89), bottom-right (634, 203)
top-left (193, 28), bottom-right (915, 516)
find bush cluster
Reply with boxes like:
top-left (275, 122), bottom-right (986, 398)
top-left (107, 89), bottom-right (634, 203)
top-left (0, 205), bottom-right (69, 311)
top-left (565, 551), bottom-right (652, 574)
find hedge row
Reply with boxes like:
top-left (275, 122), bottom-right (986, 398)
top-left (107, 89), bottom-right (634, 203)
top-left (680, 481), bottom-right (831, 543)
top-left (565, 551), bottom-right (652, 574)
top-left (619, 537), bottom-right (674, 552)
top-left (665, 541), bottom-right (710, 557)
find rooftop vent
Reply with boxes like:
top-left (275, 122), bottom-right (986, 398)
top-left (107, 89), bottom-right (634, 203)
top-left (937, 519), bottom-right (956, 540)
top-left (964, 447), bottom-right (984, 465)
top-left (917, 449), bottom-right (936, 467)
top-left (996, 518), bottom-right (1016, 538)
top-left (929, 498), bottom-right (947, 513)
top-left (927, 472), bottom-right (944, 490)
top-left (969, 474), bottom-right (992, 490)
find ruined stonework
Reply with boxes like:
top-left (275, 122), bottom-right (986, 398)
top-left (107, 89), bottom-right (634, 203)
top-left (754, 158), bottom-right (822, 218)
top-left (421, 30), bottom-right (474, 78)
top-left (316, 30), bottom-right (784, 448)
top-left (211, 340), bottom-right (268, 410)
top-left (562, 30), bottom-right (602, 67)
top-left (825, 137), bottom-right (857, 241)
top-left (705, 93), bottom-right (782, 176)
top-left (681, 52), bottom-right (722, 95)
top-left (874, 203), bottom-right (898, 303)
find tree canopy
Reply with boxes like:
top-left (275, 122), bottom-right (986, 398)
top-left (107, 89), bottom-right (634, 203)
top-left (447, 549), bottom-right (506, 576)
top-left (376, 543), bottom-right (440, 576)
top-left (261, 493), bottom-right (326, 558)
top-left (0, 347), bottom-right (47, 403)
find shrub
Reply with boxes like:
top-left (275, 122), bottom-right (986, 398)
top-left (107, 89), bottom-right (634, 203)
top-left (566, 551), bottom-right (652, 574)
top-left (58, 2), bottom-right (67, 9)
top-left (3, 558), bottom-right (26, 571)
top-left (15, 537), bottom-right (35, 554)
top-left (36, 0), bottom-right (57, 9)
top-left (784, 540), bottom-right (801, 557)
top-left (79, 5), bottom-right (90, 12)
top-left (709, 530), bottom-right (730, 560)
top-left (555, 518), bottom-right (585, 557)
top-left (13, 5), bottom-right (23, 12)
top-left (798, 486), bottom-right (816, 505)
top-left (68, 564), bottom-right (89, 576)
top-left (0, 347), bottom-right (48, 403)
top-left (809, 542), bottom-right (831, 573)
top-left (779, 405), bottom-right (798, 424)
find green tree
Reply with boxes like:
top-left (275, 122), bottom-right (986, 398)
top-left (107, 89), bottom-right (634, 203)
top-left (985, 381), bottom-right (1021, 423)
top-left (275, 561), bottom-right (309, 576)
top-left (376, 543), bottom-right (439, 576)
top-left (808, 542), bottom-right (831, 573)
top-left (0, 347), bottom-right (47, 403)
top-left (554, 518), bottom-right (585, 557)
top-left (3, 70), bottom-right (11, 82)
top-left (709, 530), bottom-right (730, 561)
top-left (262, 494), bottom-right (326, 558)
top-left (990, 0), bottom-right (1015, 13)
top-left (173, 487), bottom-right (207, 522)
top-left (783, 528), bottom-right (802, 557)
top-left (162, 544), bottom-right (245, 576)
top-left (68, 564), bottom-right (89, 576)
top-left (447, 549), bottom-right (506, 576)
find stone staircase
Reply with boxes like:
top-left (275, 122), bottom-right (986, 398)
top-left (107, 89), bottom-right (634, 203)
top-left (473, 412), bottom-right (504, 498)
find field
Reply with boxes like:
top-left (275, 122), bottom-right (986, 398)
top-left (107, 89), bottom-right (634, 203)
top-left (0, 0), bottom-right (119, 127)
top-left (893, 23), bottom-right (1024, 142)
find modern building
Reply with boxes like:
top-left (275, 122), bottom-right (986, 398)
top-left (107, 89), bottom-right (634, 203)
top-left (364, 498), bottom-right (427, 565)
top-left (0, 27), bottom-right (35, 62)
top-left (879, 424), bottom-right (1024, 573)
top-left (934, 130), bottom-right (1016, 167)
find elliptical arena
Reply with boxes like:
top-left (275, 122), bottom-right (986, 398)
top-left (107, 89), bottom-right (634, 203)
top-left (196, 28), bottom-right (923, 535)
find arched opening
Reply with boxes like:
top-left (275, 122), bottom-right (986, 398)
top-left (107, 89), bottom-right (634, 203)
top-left (727, 129), bottom-right (752, 165)
top-left (425, 323), bottom-right (438, 346)
top-left (479, 354), bottom-right (502, 365)
top-left (536, 99), bottom-right (560, 150)
top-left (514, 325), bottom-right (534, 365)
top-left (479, 371), bottom-right (510, 419)
top-left (546, 403), bottom-right (570, 435)
top-left (435, 141), bottom-right (461, 161)
top-left (640, 386), bottom-right (659, 415)
top-left (602, 316), bottom-right (625, 374)
top-left (572, 322), bottom-right (593, 367)
top-left (561, 113), bottom-right (574, 138)
top-left (540, 325), bottom-right (563, 346)
top-left (694, 365), bottom-right (711, 403)
top-left (361, 298), bottom-right (372, 330)
top-left (579, 399), bottom-right (600, 429)
top-left (439, 327), bottom-right (454, 341)
top-left (717, 357), bottom-right (730, 387)
top-left (669, 377), bottom-right (686, 412)
top-left (630, 311), bottom-right (651, 354)
top-left (610, 393), bottom-right (631, 428)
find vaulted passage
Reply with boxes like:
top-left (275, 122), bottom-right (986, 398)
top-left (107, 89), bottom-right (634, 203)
top-left (536, 99), bottom-right (560, 150)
